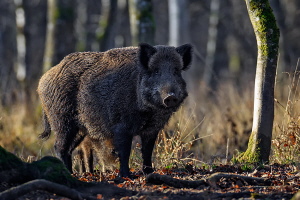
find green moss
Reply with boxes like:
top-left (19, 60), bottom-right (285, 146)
top-left (0, 146), bottom-right (24, 171)
top-left (30, 156), bottom-right (83, 187)
top-left (137, 9), bottom-right (155, 27)
top-left (136, 0), bottom-right (155, 44)
top-left (232, 132), bottom-right (260, 163)
top-left (247, 0), bottom-right (280, 58)
top-left (251, 193), bottom-right (261, 198)
top-left (0, 147), bottom-right (88, 188)
top-left (53, 3), bottom-right (74, 22)
top-left (76, 41), bottom-right (86, 52)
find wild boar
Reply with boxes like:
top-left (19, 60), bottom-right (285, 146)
top-left (38, 43), bottom-right (193, 177)
top-left (76, 136), bottom-right (118, 173)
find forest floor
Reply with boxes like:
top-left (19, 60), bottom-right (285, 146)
top-left (9, 163), bottom-right (300, 200)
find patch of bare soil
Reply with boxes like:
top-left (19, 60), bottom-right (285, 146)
top-left (2, 164), bottom-right (300, 199)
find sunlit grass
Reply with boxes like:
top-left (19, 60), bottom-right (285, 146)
top-left (272, 61), bottom-right (300, 164)
top-left (0, 104), bottom-right (55, 161)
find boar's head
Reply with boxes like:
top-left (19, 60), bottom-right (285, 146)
top-left (138, 43), bottom-right (193, 110)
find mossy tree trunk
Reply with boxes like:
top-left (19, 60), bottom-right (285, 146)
top-left (129, 0), bottom-right (155, 45)
top-left (236, 0), bottom-right (279, 163)
top-left (100, 0), bottom-right (118, 51)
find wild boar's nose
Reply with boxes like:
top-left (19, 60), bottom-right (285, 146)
top-left (163, 93), bottom-right (178, 107)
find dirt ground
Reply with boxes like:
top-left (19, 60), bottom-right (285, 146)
top-left (4, 163), bottom-right (299, 200)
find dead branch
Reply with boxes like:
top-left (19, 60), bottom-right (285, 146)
top-left (146, 172), bottom-right (271, 189)
top-left (0, 179), bottom-right (96, 200)
top-left (207, 172), bottom-right (271, 186)
top-left (146, 173), bottom-right (208, 188)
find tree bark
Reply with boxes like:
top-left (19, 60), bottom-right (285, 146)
top-left (23, 0), bottom-right (48, 114)
top-left (168, 0), bottom-right (190, 47)
top-left (202, 0), bottom-right (220, 88)
top-left (0, 0), bottom-right (19, 107)
top-left (85, 0), bottom-right (102, 51)
top-left (116, 0), bottom-right (132, 47)
top-left (236, 0), bottom-right (280, 163)
top-left (100, 0), bottom-right (118, 51)
top-left (129, 0), bottom-right (155, 45)
top-left (52, 0), bottom-right (77, 65)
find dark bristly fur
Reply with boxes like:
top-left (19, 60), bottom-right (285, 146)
top-left (38, 43), bottom-right (193, 177)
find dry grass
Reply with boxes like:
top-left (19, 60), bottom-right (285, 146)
top-left (0, 104), bottom-right (55, 162)
top-left (272, 62), bottom-right (300, 164)
top-left (185, 81), bottom-right (254, 163)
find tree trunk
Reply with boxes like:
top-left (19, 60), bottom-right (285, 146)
top-left (0, 0), bottom-right (19, 107)
top-left (236, 0), bottom-right (280, 163)
top-left (116, 0), bottom-right (132, 47)
top-left (202, 0), bottom-right (220, 88)
top-left (52, 0), bottom-right (77, 65)
top-left (85, 0), bottom-right (102, 51)
top-left (43, 0), bottom-right (56, 71)
top-left (168, 0), bottom-right (189, 47)
top-left (129, 0), bottom-right (155, 45)
top-left (23, 0), bottom-right (48, 114)
top-left (100, 0), bottom-right (118, 51)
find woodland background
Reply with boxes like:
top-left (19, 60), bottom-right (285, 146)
top-left (0, 0), bottom-right (300, 167)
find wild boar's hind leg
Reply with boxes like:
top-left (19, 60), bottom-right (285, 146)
top-left (54, 123), bottom-right (83, 172)
top-left (141, 133), bottom-right (158, 174)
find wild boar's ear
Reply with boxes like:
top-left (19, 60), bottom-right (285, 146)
top-left (176, 44), bottom-right (193, 71)
top-left (139, 43), bottom-right (157, 68)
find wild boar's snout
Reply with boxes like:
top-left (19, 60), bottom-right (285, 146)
top-left (163, 92), bottom-right (178, 107)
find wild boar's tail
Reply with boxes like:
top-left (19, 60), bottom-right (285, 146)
top-left (38, 110), bottom-right (52, 140)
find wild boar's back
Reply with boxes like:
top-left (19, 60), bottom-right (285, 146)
top-left (37, 48), bottom-right (138, 133)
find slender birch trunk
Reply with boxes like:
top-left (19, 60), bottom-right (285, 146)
top-left (237, 0), bottom-right (280, 163)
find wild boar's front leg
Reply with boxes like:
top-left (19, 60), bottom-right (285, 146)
top-left (141, 132), bottom-right (158, 174)
top-left (113, 124), bottom-right (133, 177)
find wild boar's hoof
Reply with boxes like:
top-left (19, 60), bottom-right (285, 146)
top-left (163, 93), bottom-right (179, 107)
top-left (120, 171), bottom-right (131, 178)
top-left (143, 166), bottom-right (154, 174)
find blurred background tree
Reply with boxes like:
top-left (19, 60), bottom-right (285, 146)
top-left (0, 0), bottom-right (19, 107)
top-left (0, 0), bottom-right (299, 164)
